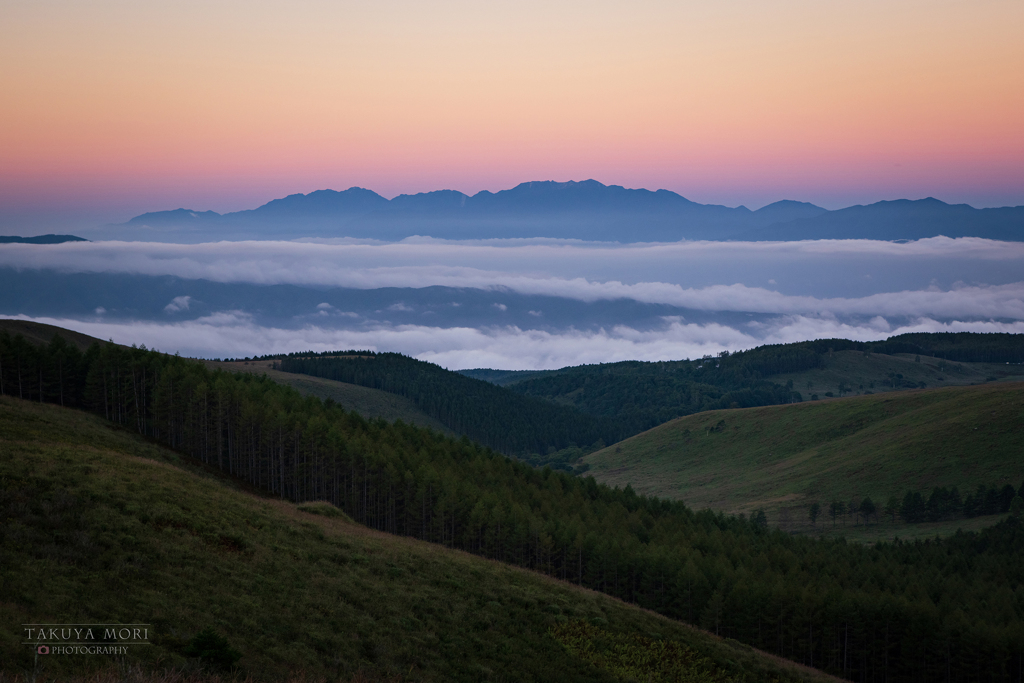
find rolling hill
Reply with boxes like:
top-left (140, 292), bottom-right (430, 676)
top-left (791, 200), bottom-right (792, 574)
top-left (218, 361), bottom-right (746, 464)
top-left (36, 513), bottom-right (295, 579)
top-left (0, 396), bottom-right (832, 683)
top-left (203, 359), bottom-right (454, 435)
top-left (0, 318), bottom-right (110, 352)
top-left (499, 334), bottom-right (1024, 437)
top-left (3, 321), bottom-right (1024, 681)
top-left (583, 382), bottom-right (1024, 538)
top-left (276, 351), bottom-right (627, 458)
top-left (272, 335), bottom-right (1024, 469)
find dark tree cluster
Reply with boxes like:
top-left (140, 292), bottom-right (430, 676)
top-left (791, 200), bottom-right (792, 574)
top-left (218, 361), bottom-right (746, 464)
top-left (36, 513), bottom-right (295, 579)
top-left (276, 351), bottom-right (628, 456)
top-left (899, 484), bottom-right (1023, 523)
top-left (507, 356), bottom-right (802, 432)
top-left (870, 332), bottom-right (1024, 364)
top-left (3, 331), bottom-right (1024, 682)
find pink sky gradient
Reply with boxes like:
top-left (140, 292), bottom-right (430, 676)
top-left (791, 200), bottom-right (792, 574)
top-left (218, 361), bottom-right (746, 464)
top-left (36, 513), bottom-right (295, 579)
top-left (2, 0), bottom-right (1022, 228)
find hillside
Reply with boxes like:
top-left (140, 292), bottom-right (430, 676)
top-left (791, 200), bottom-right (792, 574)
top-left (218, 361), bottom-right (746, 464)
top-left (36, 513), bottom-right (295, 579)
top-left (0, 318), bottom-right (110, 352)
top-left (4, 323), bottom-right (1024, 681)
top-left (762, 349), bottom-right (1022, 401)
top-left (584, 382), bottom-right (1024, 534)
top-left (203, 359), bottom-right (453, 435)
top-left (0, 396), bottom-right (835, 683)
top-left (276, 351), bottom-right (626, 458)
top-left (503, 334), bottom-right (1024, 440)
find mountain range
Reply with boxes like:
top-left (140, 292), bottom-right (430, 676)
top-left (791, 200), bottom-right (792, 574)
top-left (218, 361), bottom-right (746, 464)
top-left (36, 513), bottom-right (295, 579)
top-left (0, 234), bottom-right (88, 244)
top-left (116, 179), bottom-right (1024, 243)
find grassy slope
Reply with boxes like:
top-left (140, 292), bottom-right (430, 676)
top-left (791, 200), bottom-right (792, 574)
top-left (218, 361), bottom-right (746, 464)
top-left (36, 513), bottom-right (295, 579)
top-left (0, 319), bottom-right (110, 353)
top-left (0, 397), bottom-right (836, 683)
top-left (773, 349), bottom-right (1024, 399)
top-left (203, 360), bottom-right (453, 435)
top-left (584, 382), bottom-right (1024, 536)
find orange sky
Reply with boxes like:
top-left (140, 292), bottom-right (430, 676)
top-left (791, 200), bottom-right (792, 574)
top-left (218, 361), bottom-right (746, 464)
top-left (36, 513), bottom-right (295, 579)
top-left (2, 0), bottom-right (1022, 221)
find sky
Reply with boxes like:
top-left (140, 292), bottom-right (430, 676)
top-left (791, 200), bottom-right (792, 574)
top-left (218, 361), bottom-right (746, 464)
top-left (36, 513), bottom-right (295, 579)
top-left (2, 0), bottom-right (1024, 230)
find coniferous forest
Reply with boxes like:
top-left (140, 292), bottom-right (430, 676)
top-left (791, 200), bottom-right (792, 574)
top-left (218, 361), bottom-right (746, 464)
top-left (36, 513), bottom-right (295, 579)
top-left (276, 350), bottom-right (625, 453)
top-left (277, 334), bottom-right (1024, 463)
top-left (2, 330), bottom-right (1024, 682)
top-left (276, 349), bottom-right (803, 456)
top-left (502, 334), bottom-right (1024, 428)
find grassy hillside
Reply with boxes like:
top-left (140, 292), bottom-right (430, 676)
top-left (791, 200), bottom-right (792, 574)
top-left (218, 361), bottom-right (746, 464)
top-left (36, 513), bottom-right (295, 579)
top-left (766, 349), bottom-right (1023, 401)
top-left (0, 318), bottom-right (110, 352)
top-left (203, 359), bottom-right (453, 435)
top-left (0, 397), bottom-right (834, 683)
top-left (584, 382), bottom-right (1024, 535)
top-left (506, 341), bottom-right (1024, 436)
top-left (5, 325), bottom-right (1024, 681)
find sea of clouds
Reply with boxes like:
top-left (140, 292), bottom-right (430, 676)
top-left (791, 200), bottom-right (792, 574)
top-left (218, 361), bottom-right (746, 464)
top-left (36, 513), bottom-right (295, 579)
top-left (2, 236), bottom-right (1023, 368)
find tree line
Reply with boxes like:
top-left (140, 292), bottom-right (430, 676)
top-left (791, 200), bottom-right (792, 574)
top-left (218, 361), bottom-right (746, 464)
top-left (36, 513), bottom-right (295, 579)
top-left (271, 333), bottom-right (1023, 465)
top-left (276, 351), bottom-right (631, 455)
top-left (2, 330), bottom-right (1023, 682)
top-left (506, 332), bottom-right (1024, 428)
top-left (808, 484), bottom-right (1024, 528)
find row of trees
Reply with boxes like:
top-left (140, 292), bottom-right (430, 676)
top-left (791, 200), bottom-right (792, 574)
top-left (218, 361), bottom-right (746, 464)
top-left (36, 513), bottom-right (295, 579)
top-left (809, 484), bottom-right (1024, 529)
top-left (896, 484), bottom-right (1023, 523)
top-left (3, 331), bottom-right (1024, 682)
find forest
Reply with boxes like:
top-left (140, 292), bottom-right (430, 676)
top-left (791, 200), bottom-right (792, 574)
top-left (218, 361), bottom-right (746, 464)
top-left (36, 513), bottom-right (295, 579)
top-left (277, 334), bottom-right (1024, 465)
top-left (276, 349), bottom-right (803, 457)
top-left (2, 329), bottom-right (1023, 682)
top-left (504, 334), bottom-right (1024, 425)
top-left (276, 351), bottom-right (628, 454)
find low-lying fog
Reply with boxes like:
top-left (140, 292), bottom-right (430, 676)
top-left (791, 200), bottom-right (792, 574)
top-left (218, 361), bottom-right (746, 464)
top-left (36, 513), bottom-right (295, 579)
top-left (2, 236), bottom-right (1022, 368)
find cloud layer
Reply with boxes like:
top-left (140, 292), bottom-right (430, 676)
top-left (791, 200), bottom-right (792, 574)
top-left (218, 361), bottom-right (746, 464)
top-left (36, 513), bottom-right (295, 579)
top-left (6, 313), bottom-right (1023, 370)
top-left (3, 237), bottom-right (1024, 321)
top-left (4, 236), bottom-right (1023, 366)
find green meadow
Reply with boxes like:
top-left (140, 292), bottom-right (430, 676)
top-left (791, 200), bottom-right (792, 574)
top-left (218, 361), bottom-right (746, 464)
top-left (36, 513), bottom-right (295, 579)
top-left (0, 396), bottom-right (834, 683)
top-left (584, 381), bottom-right (1024, 535)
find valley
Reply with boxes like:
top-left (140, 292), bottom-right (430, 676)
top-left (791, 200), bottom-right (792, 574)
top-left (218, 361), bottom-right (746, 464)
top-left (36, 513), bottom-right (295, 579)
top-left (2, 321), bottom-right (1023, 682)
top-left (1, 397), bottom-right (829, 682)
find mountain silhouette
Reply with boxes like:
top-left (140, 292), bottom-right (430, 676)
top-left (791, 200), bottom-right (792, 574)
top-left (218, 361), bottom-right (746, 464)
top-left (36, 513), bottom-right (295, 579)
top-left (119, 180), bottom-right (1024, 243)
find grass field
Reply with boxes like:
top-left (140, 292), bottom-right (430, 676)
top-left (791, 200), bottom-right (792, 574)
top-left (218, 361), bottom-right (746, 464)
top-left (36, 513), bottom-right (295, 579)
top-left (772, 349), bottom-right (1024, 399)
top-left (0, 396), bottom-right (838, 683)
top-left (584, 382), bottom-right (1024, 536)
top-left (203, 360), bottom-right (453, 435)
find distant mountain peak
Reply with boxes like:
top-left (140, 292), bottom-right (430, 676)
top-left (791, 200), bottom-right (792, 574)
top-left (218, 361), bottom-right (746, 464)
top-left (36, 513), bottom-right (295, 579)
top-left (128, 208), bottom-right (221, 226)
top-left (113, 181), bottom-right (1023, 244)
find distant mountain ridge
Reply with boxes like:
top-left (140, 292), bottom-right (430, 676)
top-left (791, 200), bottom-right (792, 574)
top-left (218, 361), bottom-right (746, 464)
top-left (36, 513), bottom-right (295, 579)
top-left (122, 179), bottom-right (1024, 243)
top-left (0, 234), bottom-right (87, 244)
